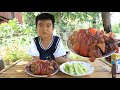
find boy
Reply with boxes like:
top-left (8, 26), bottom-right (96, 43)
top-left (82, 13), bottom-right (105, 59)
top-left (28, 13), bottom-right (70, 64)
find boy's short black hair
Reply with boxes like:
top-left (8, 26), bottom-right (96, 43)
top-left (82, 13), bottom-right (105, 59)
top-left (35, 13), bottom-right (55, 28)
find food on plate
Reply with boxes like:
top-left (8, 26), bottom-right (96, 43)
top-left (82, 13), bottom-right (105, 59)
top-left (68, 28), bottom-right (118, 62)
top-left (26, 60), bottom-right (59, 75)
top-left (64, 62), bottom-right (88, 75)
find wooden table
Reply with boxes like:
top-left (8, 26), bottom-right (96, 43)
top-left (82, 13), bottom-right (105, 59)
top-left (0, 59), bottom-right (120, 78)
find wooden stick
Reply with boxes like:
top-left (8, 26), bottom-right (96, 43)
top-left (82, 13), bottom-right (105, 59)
top-left (99, 59), bottom-right (112, 67)
top-left (0, 60), bottom-right (21, 74)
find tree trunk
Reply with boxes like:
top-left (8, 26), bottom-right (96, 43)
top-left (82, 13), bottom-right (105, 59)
top-left (57, 12), bottom-right (62, 32)
top-left (93, 17), bottom-right (96, 28)
top-left (102, 12), bottom-right (112, 65)
top-left (102, 12), bottom-right (112, 33)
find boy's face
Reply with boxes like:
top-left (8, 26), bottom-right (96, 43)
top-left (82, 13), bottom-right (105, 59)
top-left (37, 19), bottom-right (54, 38)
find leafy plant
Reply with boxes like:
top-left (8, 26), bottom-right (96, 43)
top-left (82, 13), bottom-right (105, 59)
top-left (0, 43), bottom-right (32, 65)
top-left (0, 18), bottom-right (34, 64)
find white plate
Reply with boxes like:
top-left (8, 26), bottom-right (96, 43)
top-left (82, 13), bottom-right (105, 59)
top-left (25, 62), bottom-right (59, 77)
top-left (67, 40), bottom-right (116, 59)
top-left (60, 61), bottom-right (94, 76)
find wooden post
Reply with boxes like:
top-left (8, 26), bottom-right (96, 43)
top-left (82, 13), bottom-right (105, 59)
top-left (93, 18), bottom-right (96, 28)
top-left (102, 12), bottom-right (112, 62)
top-left (102, 12), bottom-right (116, 78)
top-left (0, 57), bottom-right (5, 71)
top-left (57, 12), bottom-right (62, 36)
top-left (102, 12), bottom-right (112, 33)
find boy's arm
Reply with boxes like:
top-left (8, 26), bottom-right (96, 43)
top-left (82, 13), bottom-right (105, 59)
top-left (55, 56), bottom-right (71, 64)
top-left (32, 56), bottom-right (40, 61)
top-left (32, 56), bottom-right (72, 64)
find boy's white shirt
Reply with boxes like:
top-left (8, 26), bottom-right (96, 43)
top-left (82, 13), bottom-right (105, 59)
top-left (28, 36), bottom-right (66, 58)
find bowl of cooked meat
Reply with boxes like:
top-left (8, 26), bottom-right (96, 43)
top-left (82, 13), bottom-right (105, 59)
top-left (68, 28), bottom-right (118, 62)
top-left (25, 60), bottom-right (59, 77)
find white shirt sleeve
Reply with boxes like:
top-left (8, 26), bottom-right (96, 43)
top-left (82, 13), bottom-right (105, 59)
top-left (53, 38), bottom-right (66, 58)
top-left (28, 39), bottom-right (39, 56)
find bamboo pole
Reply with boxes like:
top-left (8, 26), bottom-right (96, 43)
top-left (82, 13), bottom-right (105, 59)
top-left (0, 60), bottom-right (21, 74)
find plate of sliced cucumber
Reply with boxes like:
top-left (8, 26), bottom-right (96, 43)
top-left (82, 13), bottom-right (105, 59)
top-left (59, 61), bottom-right (94, 76)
